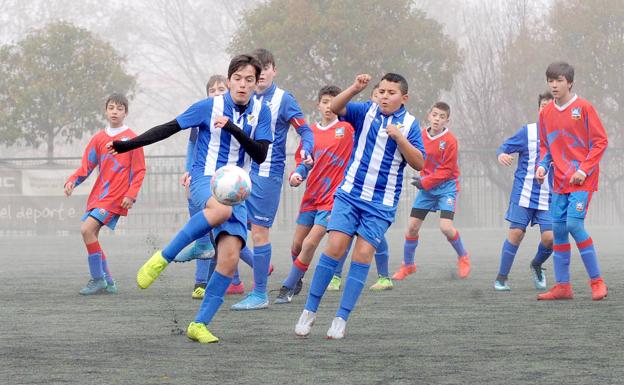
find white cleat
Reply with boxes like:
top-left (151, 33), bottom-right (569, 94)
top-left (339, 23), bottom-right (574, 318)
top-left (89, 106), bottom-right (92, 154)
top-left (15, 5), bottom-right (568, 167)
top-left (295, 310), bottom-right (316, 337)
top-left (326, 317), bottom-right (347, 340)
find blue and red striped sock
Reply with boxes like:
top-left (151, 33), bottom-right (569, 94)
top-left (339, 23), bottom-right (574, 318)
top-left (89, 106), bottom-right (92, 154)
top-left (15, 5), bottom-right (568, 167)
top-left (403, 236), bottom-right (418, 265)
top-left (448, 231), bottom-right (467, 258)
top-left (86, 241), bottom-right (104, 280)
top-left (283, 258), bottom-right (309, 290)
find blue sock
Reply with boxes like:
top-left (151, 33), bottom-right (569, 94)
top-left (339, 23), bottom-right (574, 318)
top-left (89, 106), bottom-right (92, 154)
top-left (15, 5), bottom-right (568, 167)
top-left (195, 259), bottom-right (210, 285)
top-left (232, 268), bottom-right (241, 286)
top-left (304, 254), bottom-right (339, 313)
top-left (553, 222), bottom-right (571, 283)
top-left (283, 258), bottom-right (309, 289)
top-left (497, 240), bottom-right (519, 278)
top-left (240, 246), bottom-right (254, 267)
top-left (252, 244), bottom-right (271, 294)
top-left (194, 271), bottom-right (232, 324)
top-left (374, 237), bottom-right (389, 277)
top-left (336, 261), bottom-right (371, 321)
top-left (531, 242), bottom-right (553, 266)
top-left (403, 236), bottom-right (418, 265)
top-left (101, 254), bottom-right (114, 284)
top-left (86, 242), bottom-right (104, 280)
top-left (162, 211), bottom-right (212, 262)
top-left (448, 231), bottom-right (468, 257)
top-left (206, 258), bottom-right (216, 282)
top-left (568, 217), bottom-right (600, 279)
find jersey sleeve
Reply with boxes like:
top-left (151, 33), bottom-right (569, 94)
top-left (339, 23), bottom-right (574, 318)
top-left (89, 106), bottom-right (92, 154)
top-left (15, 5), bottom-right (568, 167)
top-left (579, 103), bottom-right (608, 176)
top-left (176, 99), bottom-right (211, 129)
top-left (497, 126), bottom-right (526, 156)
top-left (67, 134), bottom-right (99, 186)
top-left (253, 105), bottom-right (274, 143)
top-left (291, 141), bottom-right (310, 180)
top-left (420, 137), bottom-right (458, 190)
top-left (282, 94), bottom-right (314, 156)
top-left (343, 101), bottom-right (373, 132)
top-left (185, 128), bottom-right (198, 172)
top-left (125, 146), bottom-right (146, 201)
top-left (406, 120), bottom-right (425, 155)
top-left (538, 112), bottom-right (553, 171)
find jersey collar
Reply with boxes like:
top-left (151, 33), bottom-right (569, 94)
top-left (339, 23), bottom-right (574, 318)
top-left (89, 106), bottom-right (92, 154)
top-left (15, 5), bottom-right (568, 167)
top-left (426, 127), bottom-right (448, 140)
top-left (554, 94), bottom-right (578, 111)
top-left (317, 118), bottom-right (339, 131)
top-left (255, 82), bottom-right (277, 98)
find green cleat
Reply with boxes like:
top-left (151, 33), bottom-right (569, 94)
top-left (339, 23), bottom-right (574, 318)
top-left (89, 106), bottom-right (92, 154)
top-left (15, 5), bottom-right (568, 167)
top-left (79, 278), bottom-right (107, 295)
top-left (369, 276), bottom-right (394, 291)
top-left (327, 275), bottom-right (342, 291)
top-left (104, 280), bottom-right (118, 294)
top-left (192, 284), bottom-right (206, 300)
top-left (187, 322), bottom-right (219, 343)
top-left (136, 250), bottom-right (169, 289)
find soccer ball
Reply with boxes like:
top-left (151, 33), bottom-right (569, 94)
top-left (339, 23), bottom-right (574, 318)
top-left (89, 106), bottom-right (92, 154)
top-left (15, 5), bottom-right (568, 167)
top-left (210, 165), bottom-right (252, 206)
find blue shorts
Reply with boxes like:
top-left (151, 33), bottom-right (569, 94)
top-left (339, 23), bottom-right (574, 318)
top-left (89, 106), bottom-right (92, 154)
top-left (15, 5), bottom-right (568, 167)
top-left (550, 191), bottom-right (593, 223)
top-left (296, 210), bottom-right (331, 227)
top-left (327, 192), bottom-right (393, 249)
top-left (505, 202), bottom-right (552, 232)
top-left (245, 173), bottom-right (283, 228)
top-left (82, 208), bottom-right (120, 230)
top-left (190, 174), bottom-right (248, 247)
top-left (412, 190), bottom-right (457, 212)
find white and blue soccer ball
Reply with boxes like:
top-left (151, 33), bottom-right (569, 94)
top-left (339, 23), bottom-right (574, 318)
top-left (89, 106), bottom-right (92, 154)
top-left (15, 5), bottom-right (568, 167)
top-left (210, 165), bottom-right (252, 206)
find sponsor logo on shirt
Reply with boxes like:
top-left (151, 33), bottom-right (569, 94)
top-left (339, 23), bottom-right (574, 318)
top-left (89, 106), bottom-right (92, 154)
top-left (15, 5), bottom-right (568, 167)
top-left (439, 141), bottom-right (446, 151)
top-left (247, 114), bottom-right (255, 123)
top-left (335, 127), bottom-right (345, 138)
top-left (571, 107), bottom-right (582, 120)
top-left (575, 201), bottom-right (584, 212)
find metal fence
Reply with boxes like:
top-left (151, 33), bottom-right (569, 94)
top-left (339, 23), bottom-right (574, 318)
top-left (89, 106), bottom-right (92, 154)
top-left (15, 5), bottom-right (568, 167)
top-left (1, 150), bottom-right (622, 236)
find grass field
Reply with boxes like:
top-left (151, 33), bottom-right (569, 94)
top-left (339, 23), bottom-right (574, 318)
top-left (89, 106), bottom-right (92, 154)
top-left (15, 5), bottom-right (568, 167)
top-left (2, 227), bottom-right (623, 385)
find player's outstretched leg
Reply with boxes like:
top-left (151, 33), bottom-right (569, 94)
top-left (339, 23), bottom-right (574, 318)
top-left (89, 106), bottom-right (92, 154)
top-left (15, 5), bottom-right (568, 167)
top-left (329, 260), bottom-right (371, 339)
top-left (231, 243), bottom-right (271, 310)
top-left (494, 239), bottom-right (519, 291)
top-left (538, 221), bottom-right (573, 300)
top-left (327, 239), bottom-right (351, 291)
top-left (370, 237), bottom-right (393, 291)
top-left (276, 258), bottom-right (309, 304)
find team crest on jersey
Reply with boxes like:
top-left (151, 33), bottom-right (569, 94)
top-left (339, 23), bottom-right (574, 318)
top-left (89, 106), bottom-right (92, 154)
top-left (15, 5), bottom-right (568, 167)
top-left (396, 123), bottom-right (403, 130)
top-left (247, 114), bottom-right (255, 123)
top-left (439, 141), bottom-right (446, 151)
top-left (335, 127), bottom-right (345, 138)
top-left (571, 107), bottom-right (582, 120)
top-left (575, 201), bottom-right (584, 212)
top-left (265, 101), bottom-right (271, 108)
top-left (99, 208), bottom-right (106, 216)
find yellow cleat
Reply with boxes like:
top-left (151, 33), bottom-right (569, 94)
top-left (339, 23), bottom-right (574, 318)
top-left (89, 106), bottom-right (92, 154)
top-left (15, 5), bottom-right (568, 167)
top-left (136, 250), bottom-right (169, 289)
top-left (191, 286), bottom-right (206, 300)
top-left (187, 322), bottom-right (219, 343)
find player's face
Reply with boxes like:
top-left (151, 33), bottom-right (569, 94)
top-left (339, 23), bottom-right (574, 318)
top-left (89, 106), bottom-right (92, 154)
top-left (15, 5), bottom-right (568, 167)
top-left (227, 65), bottom-right (257, 104)
top-left (547, 76), bottom-right (572, 101)
top-left (208, 81), bottom-right (227, 97)
top-left (539, 98), bottom-right (553, 112)
top-left (371, 88), bottom-right (381, 104)
top-left (257, 64), bottom-right (277, 91)
top-left (105, 102), bottom-right (127, 128)
top-left (427, 108), bottom-right (449, 131)
top-left (377, 80), bottom-right (408, 115)
top-left (317, 95), bottom-right (337, 122)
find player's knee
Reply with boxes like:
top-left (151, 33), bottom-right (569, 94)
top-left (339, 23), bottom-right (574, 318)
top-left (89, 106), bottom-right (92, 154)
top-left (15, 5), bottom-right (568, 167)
top-left (301, 237), bottom-right (320, 254)
top-left (541, 237), bottom-right (553, 249)
top-left (439, 222), bottom-right (455, 238)
top-left (508, 228), bottom-right (525, 244)
top-left (290, 242), bottom-right (302, 257)
top-left (251, 227), bottom-right (269, 246)
top-left (80, 223), bottom-right (96, 240)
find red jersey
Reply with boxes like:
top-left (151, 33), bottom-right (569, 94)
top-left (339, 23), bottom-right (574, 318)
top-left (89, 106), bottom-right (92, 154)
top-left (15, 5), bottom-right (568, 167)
top-left (67, 127), bottom-right (146, 216)
top-left (294, 120), bottom-right (355, 212)
top-left (419, 128), bottom-right (460, 192)
top-left (538, 96), bottom-right (608, 194)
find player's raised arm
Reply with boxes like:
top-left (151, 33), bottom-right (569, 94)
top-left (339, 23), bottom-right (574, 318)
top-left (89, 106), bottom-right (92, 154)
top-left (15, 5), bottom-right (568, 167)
top-left (108, 119), bottom-right (182, 154)
top-left (330, 74), bottom-right (372, 116)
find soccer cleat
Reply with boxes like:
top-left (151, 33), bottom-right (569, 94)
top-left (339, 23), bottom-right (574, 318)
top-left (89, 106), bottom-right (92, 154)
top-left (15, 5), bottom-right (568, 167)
top-left (327, 275), bottom-right (342, 291)
top-left (295, 309), bottom-right (316, 337)
top-left (537, 283), bottom-right (574, 300)
top-left (192, 283), bottom-right (206, 300)
top-left (589, 277), bottom-right (608, 301)
top-left (530, 263), bottom-right (547, 290)
top-left (369, 276), bottom-right (394, 291)
top-left (173, 243), bottom-right (215, 263)
top-left (104, 280), bottom-right (118, 294)
top-left (294, 278), bottom-right (304, 295)
top-left (391, 263), bottom-right (417, 281)
top-left (136, 250), bottom-right (169, 289)
top-left (494, 279), bottom-right (511, 291)
top-left (187, 322), bottom-right (219, 344)
top-left (231, 291), bottom-right (269, 310)
top-left (274, 286), bottom-right (295, 304)
top-left (457, 255), bottom-right (471, 279)
top-left (326, 317), bottom-right (347, 340)
top-left (79, 278), bottom-right (108, 295)
top-left (225, 282), bottom-right (245, 295)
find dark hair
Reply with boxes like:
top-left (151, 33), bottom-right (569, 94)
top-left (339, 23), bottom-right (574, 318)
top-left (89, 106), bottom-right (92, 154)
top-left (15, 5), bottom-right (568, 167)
top-left (538, 90), bottom-right (554, 107)
top-left (381, 73), bottom-right (408, 95)
top-left (227, 54), bottom-right (262, 81)
top-left (546, 61), bottom-right (574, 83)
top-left (317, 85), bottom-right (341, 101)
top-left (431, 101), bottom-right (451, 117)
top-left (206, 74), bottom-right (227, 96)
top-left (251, 48), bottom-right (276, 68)
top-left (105, 93), bottom-right (129, 113)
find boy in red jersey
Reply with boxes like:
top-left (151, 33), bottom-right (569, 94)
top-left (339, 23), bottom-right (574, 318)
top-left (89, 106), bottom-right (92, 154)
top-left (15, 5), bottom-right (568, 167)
top-left (274, 85), bottom-right (355, 303)
top-left (535, 61), bottom-right (608, 301)
top-left (393, 102), bottom-right (470, 280)
top-left (65, 94), bottom-right (146, 295)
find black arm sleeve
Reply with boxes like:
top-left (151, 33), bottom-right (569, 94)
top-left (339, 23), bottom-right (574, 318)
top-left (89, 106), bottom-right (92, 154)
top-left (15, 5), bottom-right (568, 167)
top-left (222, 120), bottom-right (270, 164)
top-left (112, 119), bottom-right (182, 154)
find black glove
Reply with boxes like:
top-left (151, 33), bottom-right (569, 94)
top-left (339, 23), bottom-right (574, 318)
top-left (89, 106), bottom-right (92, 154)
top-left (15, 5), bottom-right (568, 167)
top-left (411, 176), bottom-right (423, 189)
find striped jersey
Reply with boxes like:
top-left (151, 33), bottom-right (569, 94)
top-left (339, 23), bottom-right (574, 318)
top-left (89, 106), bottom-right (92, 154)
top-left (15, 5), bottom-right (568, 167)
top-left (176, 92), bottom-right (273, 178)
top-left (251, 83), bottom-right (314, 178)
top-left (340, 101), bottom-right (424, 209)
top-left (420, 128), bottom-right (460, 194)
top-left (497, 123), bottom-right (550, 210)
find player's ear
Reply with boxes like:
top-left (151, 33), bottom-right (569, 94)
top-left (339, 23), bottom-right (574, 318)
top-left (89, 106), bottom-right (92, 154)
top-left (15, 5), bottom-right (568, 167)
top-left (226, 78), bottom-right (231, 89)
top-left (401, 93), bottom-right (409, 104)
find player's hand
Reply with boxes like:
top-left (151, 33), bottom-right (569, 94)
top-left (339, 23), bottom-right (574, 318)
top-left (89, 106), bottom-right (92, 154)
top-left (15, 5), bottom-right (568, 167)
top-left (214, 116), bottom-right (230, 129)
top-left (569, 171), bottom-right (586, 186)
top-left (386, 124), bottom-right (402, 141)
top-left (64, 181), bottom-right (75, 196)
top-left (498, 153), bottom-right (514, 166)
top-left (535, 166), bottom-right (546, 184)
top-left (301, 150), bottom-right (314, 167)
top-left (351, 74), bottom-right (372, 93)
top-left (180, 172), bottom-right (191, 187)
top-left (105, 141), bottom-right (119, 155)
top-left (289, 172), bottom-right (304, 187)
top-left (121, 197), bottom-right (135, 209)
top-left (411, 176), bottom-right (423, 189)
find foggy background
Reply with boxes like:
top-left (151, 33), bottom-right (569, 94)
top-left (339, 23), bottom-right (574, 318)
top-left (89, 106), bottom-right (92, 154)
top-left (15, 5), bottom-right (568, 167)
top-left (0, 0), bottom-right (622, 236)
